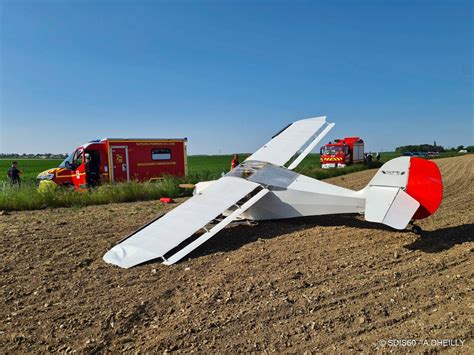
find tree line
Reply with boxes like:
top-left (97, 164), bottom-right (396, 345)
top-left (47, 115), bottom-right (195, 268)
top-left (0, 153), bottom-right (68, 159)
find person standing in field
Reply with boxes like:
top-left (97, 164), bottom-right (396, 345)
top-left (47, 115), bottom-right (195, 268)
top-left (230, 154), bottom-right (240, 171)
top-left (7, 161), bottom-right (22, 186)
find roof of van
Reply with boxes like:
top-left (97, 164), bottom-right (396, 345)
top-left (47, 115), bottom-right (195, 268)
top-left (101, 138), bottom-right (188, 141)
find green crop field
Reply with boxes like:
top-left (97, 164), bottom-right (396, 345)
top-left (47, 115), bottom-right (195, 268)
top-left (0, 156), bottom-right (246, 184)
top-left (1, 151), bottom-right (463, 211)
top-left (0, 159), bottom-right (63, 184)
top-left (0, 154), bottom-right (323, 184)
top-left (0, 153), bottom-right (345, 184)
top-left (187, 153), bottom-right (321, 181)
top-left (0, 151), bottom-right (458, 185)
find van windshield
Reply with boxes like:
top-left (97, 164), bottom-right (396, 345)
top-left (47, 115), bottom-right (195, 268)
top-left (58, 152), bottom-right (74, 168)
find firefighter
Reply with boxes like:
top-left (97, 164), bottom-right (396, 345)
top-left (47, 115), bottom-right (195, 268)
top-left (366, 152), bottom-right (373, 165)
top-left (7, 161), bottom-right (22, 186)
top-left (230, 154), bottom-right (240, 171)
top-left (85, 153), bottom-right (99, 187)
top-left (85, 154), bottom-right (92, 187)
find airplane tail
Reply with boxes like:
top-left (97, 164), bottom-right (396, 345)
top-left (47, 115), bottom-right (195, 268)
top-left (362, 157), bottom-right (442, 230)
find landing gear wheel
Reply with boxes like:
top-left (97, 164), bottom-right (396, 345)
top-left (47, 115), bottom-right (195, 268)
top-left (411, 225), bottom-right (422, 235)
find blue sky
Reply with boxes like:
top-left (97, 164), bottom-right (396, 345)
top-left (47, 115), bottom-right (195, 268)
top-left (1, 0), bottom-right (472, 154)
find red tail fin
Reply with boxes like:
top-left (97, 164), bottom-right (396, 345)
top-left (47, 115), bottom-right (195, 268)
top-left (363, 156), bottom-right (443, 229)
top-left (405, 157), bottom-right (443, 220)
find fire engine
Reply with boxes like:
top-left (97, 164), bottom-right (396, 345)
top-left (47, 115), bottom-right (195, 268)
top-left (37, 138), bottom-right (188, 191)
top-left (320, 137), bottom-right (364, 168)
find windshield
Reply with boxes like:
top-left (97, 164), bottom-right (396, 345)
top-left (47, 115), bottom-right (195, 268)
top-left (321, 146), bottom-right (347, 156)
top-left (227, 160), bottom-right (298, 187)
top-left (58, 152), bottom-right (74, 168)
top-left (227, 160), bottom-right (268, 179)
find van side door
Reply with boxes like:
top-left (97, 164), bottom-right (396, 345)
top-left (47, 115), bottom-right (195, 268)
top-left (71, 148), bottom-right (87, 190)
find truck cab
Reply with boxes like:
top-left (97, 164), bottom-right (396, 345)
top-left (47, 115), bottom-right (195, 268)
top-left (37, 141), bottom-right (108, 191)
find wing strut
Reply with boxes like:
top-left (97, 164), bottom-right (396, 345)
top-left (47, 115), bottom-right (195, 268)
top-left (288, 122), bottom-right (335, 170)
top-left (163, 188), bottom-right (269, 264)
top-left (103, 177), bottom-right (269, 268)
top-left (247, 116), bottom-right (333, 167)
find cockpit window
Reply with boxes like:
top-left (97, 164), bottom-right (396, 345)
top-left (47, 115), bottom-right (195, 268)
top-left (227, 160), bottom-right (268, 179)
top-left (228, 160), bottom-right (298, 188)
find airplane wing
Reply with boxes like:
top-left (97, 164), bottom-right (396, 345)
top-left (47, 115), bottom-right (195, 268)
top-left (103, 176), bottom-right (269, 268)
top-left (247, 116), bottom-right (334, 169)
top-left (104, 116), bottom-right (333, 268)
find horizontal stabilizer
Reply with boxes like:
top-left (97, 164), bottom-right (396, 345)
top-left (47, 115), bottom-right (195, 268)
top-left (365, 186), bottom-right (420, 230)
top-left (103, 177), bottom-right (268, 268)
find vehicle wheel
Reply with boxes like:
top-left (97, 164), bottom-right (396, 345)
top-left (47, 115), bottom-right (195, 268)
top-left (411, 225), bottom-right (422, 235)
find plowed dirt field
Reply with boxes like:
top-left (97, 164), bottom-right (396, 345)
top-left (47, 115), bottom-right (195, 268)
top-left (1, 155), bottom-right (472, 353)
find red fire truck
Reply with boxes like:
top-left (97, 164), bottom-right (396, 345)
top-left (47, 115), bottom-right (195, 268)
top-left (37, 138), bottom-right (188, 191)
top-left (320, 137), bottom-right (364, 168)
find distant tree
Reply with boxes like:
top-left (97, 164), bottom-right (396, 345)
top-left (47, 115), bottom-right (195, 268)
top-left (395, 144), bottom-right (445, 153)
top-left (0, 152), bottom-right (69, 158)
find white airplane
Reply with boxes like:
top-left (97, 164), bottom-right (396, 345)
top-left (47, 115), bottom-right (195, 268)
top-left (103, 116), bottom-right (443, 268)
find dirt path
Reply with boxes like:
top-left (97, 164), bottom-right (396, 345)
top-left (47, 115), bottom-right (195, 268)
top-left (1, 155), bottom-right (472, 353)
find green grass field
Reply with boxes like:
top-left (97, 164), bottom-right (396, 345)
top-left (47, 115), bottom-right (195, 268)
top-left (0, 154), bottom-right (323, 184)
top-left (0, 159), bottom-right (62, 183)
top-left (0, 151), bottom-right (463, 211)
top-left (0, 153), bottom-right (373, 184)
top-left (1, 155), bottom-right (252, 184)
